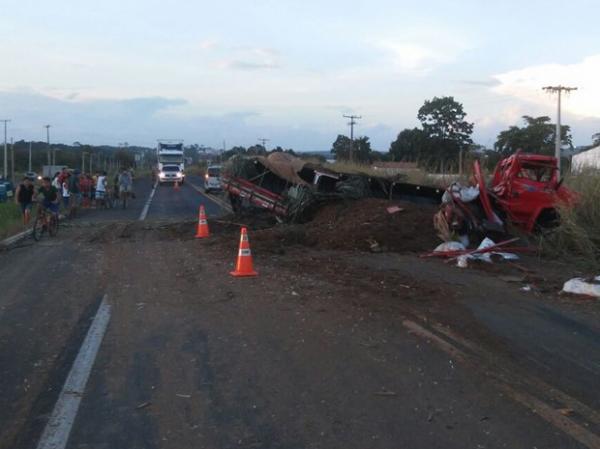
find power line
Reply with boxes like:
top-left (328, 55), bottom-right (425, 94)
top-left (343, 114), bottom-right (361, 140)
top-left (0, 119), bottom-right (10, 179)
top-left (542, 85), bottom-right (578, 175)
top-left (258, 138), bottom-right (269, 150)
top-left (343, 114), bottom-right (362, 162)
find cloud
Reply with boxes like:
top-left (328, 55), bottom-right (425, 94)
top-left (492, 55), bottom-right (600, 119)
top-left (372, 28), bottom-right (470, 74)
top-left (199, 39), bottom-right (218, 50)
top-left (459, 79), bottom-right (500, 87)
top-left (216, 47), bottom-right (281, 71)
top-left (0, 89), bottom-right (190, 143)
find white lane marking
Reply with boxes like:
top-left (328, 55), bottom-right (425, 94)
top-left (402, 319), bottom-right (600, 449)
top-left (0, 228), bottom-right (32, 247)
top-left (187, 181), bottom-right (233, 213)
top-left (138, 182), bottom-right (158, 221)
top-left (36, 295), bottom-right (111, 449)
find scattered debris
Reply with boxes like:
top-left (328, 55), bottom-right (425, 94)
top-left (562, 276), bottom-right (600, 298)
top-left (424, 237), bottom-right (524, 262)
top-left (386, 205), bottom-right (404, 214)
top-left (558, 408), bottom-right (575, 416)
top-left (456, 255), bottom-right (469, 268)
top-left (470, 238), bottom-right (520, 263)
top-left (135, 401), bottom-right (152, 410)
top-left (176, 393), bottom-right (192, 399)
top-left (373, 390), bottom-right (397, 397)
top-left (433, 241), bottom-right (465, 253)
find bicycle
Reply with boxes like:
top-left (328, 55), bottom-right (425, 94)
top-left (32, 205), bottom-right (59, 241)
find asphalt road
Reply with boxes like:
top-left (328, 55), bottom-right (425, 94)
top-left (72, 176), bottom-right (228, 223)
top-left (0, 176), bottom-right (599, 449)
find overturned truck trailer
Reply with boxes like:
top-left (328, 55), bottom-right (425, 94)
top-left (222, 152), bottom-right (443, 221)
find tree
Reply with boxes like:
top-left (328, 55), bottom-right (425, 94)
top-left (331, 135), bottom-right (351, 160)
top-left (389, 128), bottom-right (427, 162)
top-left (494, 116), bottom-right (572, 157)
top-left (416, 96), bottom-right (474, 170)
top-left (331, 135), bottom-right (372, 162)
top-left (246, 144), bottom-right (267, 155)
top-left (114, 149), bottom-right (135, 168)
top-left (270, 146), bottom-right (297, 156)
top-left (222, 146), bottom-right (247, 160)
top-left (184, 144), bottom-right (200, 164)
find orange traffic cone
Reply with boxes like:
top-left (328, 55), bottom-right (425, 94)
top-left (174, 180), bottom-right (180, 191)
top-left (230, 227), bottom-right (258, 277)
top-left (195, 205), bottom-right (210, 238)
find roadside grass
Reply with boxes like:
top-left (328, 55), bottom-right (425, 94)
top-left (185, 163), bottom-right (207, 177)
top-left (0, 202), bottom-right (23, 240)
top-left (539, 170), bottom-right (600, 269)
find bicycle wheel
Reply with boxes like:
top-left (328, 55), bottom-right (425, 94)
top-left (48, 214), bottom-right (59, 237)
top-left (32, 215), bottom-right (46, 241)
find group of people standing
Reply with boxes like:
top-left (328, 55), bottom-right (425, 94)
top-left (14, 167), bottom-right (135, 226)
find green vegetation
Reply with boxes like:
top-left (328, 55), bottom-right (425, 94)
top-left (389, 96), bottom-right (474, 172)
top-left (7, 140), bottom-right (154, 176)
top-left (331, 135), bottom-right (373, 163)
top-left (0, 202), bottom-right (22, 240)
top-left (494, 116), bottom-right (572, 157)
top-left (539, 171), bottom-right (600, 268)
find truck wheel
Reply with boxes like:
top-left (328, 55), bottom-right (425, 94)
top-left (535, 208), bottom-right (560, 231)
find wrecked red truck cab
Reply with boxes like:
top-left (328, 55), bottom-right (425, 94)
top-left (485, 152), bottom-right (576, 232)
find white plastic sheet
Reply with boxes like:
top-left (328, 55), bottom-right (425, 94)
top-left (562, 276), bottom-right (600, 298)
top-left (470, 237), bottom-right (519, 263)
top-left (442, 182), bottom-right (480, 204)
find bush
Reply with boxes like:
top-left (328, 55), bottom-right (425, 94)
top-left (0, 202), bottom-right (22, 239)
top-left (539, 170), bottom-right (600, 269)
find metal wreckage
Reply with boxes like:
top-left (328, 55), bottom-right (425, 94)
top-left (221, 151), bottom-right (576, 243)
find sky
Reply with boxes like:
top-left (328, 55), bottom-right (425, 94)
top-left (1, 0), bottom-right (599, 151)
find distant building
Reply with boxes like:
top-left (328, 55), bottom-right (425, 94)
top-left (571, 146), bottom-right (600, 172)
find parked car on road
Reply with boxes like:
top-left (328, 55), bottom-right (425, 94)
top-left (0, 179), bottom-right (14, 202)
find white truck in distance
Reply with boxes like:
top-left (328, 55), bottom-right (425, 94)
top-left (157, 140), bottom-right (185, 185)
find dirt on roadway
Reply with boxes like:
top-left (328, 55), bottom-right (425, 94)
top-left (2, 196), bottom-right (600, 449)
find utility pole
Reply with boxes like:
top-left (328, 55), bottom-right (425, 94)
top-left (44, 124), bottom-right (51, 166)
top-left (10, 138), bottom-right (14, 181)
top-left (1, 119), bottom-right (10, 179)
top-left (28, 141), bottom-right (32, 172)
top-left (542, 85), bottom-right (578, 175)
top-left (258, 138), bottom-right (269, 151)
top-left (343, 114), bottom-right (362, 162)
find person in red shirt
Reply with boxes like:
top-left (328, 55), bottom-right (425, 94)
top-left (80, 174), bottom-right (90, 208)
top-left (57, 167), bottom-right (69, 188)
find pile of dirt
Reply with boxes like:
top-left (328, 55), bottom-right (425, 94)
top-left (251, 198), bottom-right (440, 254)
